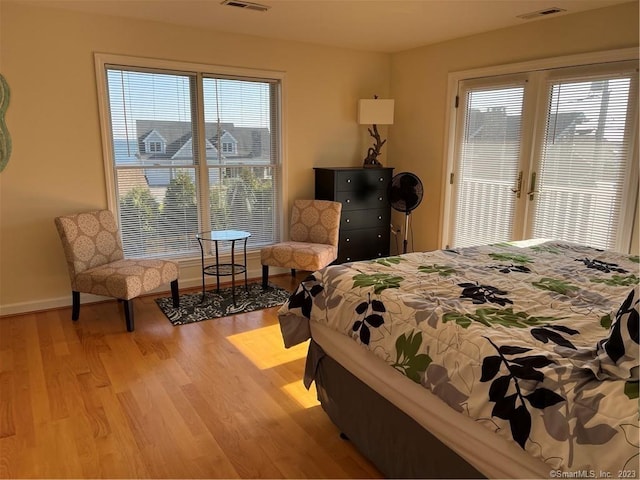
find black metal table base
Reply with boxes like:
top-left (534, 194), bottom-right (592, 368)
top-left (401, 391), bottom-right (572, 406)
top-left (197, 231), bottom-right (250, 306)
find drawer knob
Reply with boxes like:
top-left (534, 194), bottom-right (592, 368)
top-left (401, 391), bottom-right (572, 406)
top-left (377, 234), bottom-right (382, 238)
top-left (378, 196), bottom-right (383, 201)
top-left (346, 257), bottom-right (352, 261)
top-left (379, 177), bottom-right (384, 182)
top-left (347, 179), bottom-right (352, 183)
top-left (378, 215), bottom-right (382, 220)
top-left (346, 199), bottom-right (351, 203)
top-left (346, 238), bottom-right (350, 242)
top-left (345, 219), bottom-right (350, 223)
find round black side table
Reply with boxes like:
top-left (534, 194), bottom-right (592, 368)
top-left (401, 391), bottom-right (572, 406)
top-left (196, 230), bottom-right (251, 305)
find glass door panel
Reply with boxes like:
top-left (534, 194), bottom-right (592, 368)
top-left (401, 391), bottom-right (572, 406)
top-left (451, 83), bottom-right (526, 247)
top-left (528, 71), bottom-right (637, 251)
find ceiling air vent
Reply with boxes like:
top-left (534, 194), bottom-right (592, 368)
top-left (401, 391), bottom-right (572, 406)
top-left (517, 7), bottom-right (566, 20)
top-left (221, 0), bottom-right (270, 12)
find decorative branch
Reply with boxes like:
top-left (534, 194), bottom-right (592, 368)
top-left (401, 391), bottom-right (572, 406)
top-left (363, 124), bottom-right (386, 167)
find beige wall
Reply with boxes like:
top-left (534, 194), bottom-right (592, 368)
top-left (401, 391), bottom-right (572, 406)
top-left (0, 2), bottom-right (390, 313)
top-left (389, 1), bottom-right (639, 254)
top-left (0, 1), bottom-right (638, 314)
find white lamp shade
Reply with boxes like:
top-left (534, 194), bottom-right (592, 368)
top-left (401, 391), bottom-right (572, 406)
top-left (358, 99), bottom-right (394, 125)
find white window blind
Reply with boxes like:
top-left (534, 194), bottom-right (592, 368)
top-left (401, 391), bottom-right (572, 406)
top-left (104, 65), bottom-right (281, 259)
top-left (531, 69), bottom-right (638, 250)
top-left (452, 82), bottom-right (525, 248)
top-left (202, 77), bottom-right (279, 247)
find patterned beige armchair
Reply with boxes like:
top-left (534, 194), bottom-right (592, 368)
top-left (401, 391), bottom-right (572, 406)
top-left (54, 210), bottom-right (179, 332)
top-left (260, 199), bottom-right (342, 289)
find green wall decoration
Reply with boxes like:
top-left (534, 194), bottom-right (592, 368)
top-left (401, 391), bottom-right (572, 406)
top-left (0, 73), bottom-right (11, 173)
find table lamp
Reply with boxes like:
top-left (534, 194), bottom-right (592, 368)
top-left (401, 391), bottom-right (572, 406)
top-left (358, 95), bottom-right (394, 168)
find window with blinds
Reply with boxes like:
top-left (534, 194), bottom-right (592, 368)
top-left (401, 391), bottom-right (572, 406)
top-left (102, 63), bottom-right (281, 259)
top-left (531, 72), bottom-right (637, 250)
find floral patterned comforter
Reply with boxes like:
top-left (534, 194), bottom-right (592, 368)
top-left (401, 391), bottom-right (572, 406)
top-left (278, 241), bottom-right (639, 474)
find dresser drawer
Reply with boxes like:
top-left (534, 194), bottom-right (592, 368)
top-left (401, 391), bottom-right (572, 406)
top-left (341, 209), bottom-right (390, 230)
top-left (334, 169), bottom-right (390, 192)
top-left (335, 190), bottom-right (389, 211)
top-left (339, 227), bottom-right (390, 262)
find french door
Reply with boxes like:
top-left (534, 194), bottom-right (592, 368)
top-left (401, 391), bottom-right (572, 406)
top-left (448, 60), bottom-right (638, 252)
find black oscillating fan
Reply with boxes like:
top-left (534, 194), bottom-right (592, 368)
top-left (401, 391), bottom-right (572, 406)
top-left (389, 172), bottom-right (424, 254)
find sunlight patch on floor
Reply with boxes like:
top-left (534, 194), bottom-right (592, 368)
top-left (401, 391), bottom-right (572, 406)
top-left (226, 323), bottom-right (308, 369)
top-left (282, 379), bottom-right (320, 409)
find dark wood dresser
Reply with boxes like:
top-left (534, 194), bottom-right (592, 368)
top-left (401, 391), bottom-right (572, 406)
top-left (314, 167), bottom-right (394, 263)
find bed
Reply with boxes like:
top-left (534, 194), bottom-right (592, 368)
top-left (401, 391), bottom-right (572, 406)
top-left (277, 240), bottom-right (639, 479)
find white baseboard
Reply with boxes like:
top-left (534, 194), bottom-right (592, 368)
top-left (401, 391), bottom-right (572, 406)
top-left (0, 265), bottom-right (289, 317)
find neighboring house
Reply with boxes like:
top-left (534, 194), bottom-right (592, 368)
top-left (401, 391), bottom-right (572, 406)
top-left (466, 109), bottom-right (588, 143)
top-left (129, 120), bottom-right (271, 188)
top-left (464, 109), bottom-right (610, 185)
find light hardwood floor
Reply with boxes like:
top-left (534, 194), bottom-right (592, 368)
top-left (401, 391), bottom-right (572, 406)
top-left (0, 274), bottom-right (382, 478)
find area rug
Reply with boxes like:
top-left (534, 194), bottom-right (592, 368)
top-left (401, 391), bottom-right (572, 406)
top-left (155, 282), bottom-right (292, 326)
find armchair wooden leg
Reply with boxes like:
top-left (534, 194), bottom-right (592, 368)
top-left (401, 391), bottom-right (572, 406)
top-left (262, 265), bottom-right (269, 290)
top-left (123, 300), bottom-right (134, 332)
top-left (171, 279), bottom-right (180, 308)
top-left (72, 291), bottom-right (80, 321)
top-left (290, 268), bottom-right (296, 277)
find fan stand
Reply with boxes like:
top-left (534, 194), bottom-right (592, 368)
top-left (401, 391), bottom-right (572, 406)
top-left (389, 171), bottom-right (423, 255)
top-left (402, 211), bottom-right (410, 254)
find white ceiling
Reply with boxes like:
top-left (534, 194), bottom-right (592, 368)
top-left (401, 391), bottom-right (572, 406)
top-left (21, 0), bottom-right (631, 53)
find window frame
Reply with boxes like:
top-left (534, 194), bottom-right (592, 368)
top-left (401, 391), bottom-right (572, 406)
top-left (441, 47), bottom-right (639, 252)
top-left (94, 53), bottom-right (288, 261)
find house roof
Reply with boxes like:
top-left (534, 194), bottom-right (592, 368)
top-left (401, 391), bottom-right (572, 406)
top-left (467, 110), bottom-right (589, 143)
top-left (136, 120), bottom-right (270, 161)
